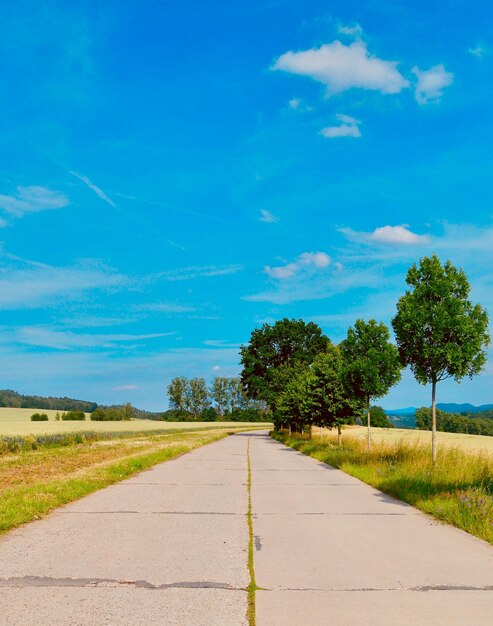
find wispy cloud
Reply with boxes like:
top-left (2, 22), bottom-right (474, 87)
top-left (154, 264), bottom-right (243, 282)
top-left (259, 209), bottom-right (280, 223)
top-left (320, 114), bottom-right (361, 138)
top-left (7, 326), bottom-right (175, 350)
top-left (272, 40), bottom-right (409, 96)
top-left (337, 23), bottom-right (363, 38)
top-left (69, 171), bottom-right (116, 207)
top-left (468, 44), bottom-right (489, 59)
top-left (112, 385), bottom-right (139, 391)
top-left (0, 260), bottom-right (127, 309)
top-left (132, 302), bottom-right (197, 313)
top-left (288, 98), bottom-right (312, 112)
top-left (412, 64), bottom-right (454, 104)
top-left (340, 224), bottom-right (431, 246)
top-left (0, 186), bottom-right (69, 221)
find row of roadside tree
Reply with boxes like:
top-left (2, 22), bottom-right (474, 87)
top-left (238, 255), bottom-right (490, 462)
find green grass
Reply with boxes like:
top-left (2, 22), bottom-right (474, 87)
top-left (272, 430), bottom-right (493, 545)
top-left (246, 436), bottom-right (258, 626)
top-left (0, 428), bottom-right (256, 535)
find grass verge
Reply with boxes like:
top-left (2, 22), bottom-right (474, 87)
top-left (271, 430), bottom-right (493, 545)
top-left (0, 429), bottom-right (244, 535)
top-left (246, 436), bottom-right (258, 626)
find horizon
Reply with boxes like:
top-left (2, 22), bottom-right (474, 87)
top-left (1, 1), bottom-right (493, 411)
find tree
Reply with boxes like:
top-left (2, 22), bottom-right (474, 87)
top-left (185, 377), bottom-right (210, 419)
top-left (369, 406), bottom-right (393, 429)
top-left (240, 318), bottom-right (330, 410)
top-left (392, 254), bottom-right (490, 462)
top-left (210, 377), bottom-right (230, 417)
top-left (341, 319), bottom-right (402, 451)
top-left (274, 364), bottom-right (311, 434)
top-left (306, 347), bottom-right (362, 444)
top-left (167, 376), bottom-right (188, 413)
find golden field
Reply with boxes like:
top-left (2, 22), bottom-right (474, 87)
top-left (0, 407), bottom-right (271, 436)
top-left (334, 424), bottom-right (493, 453)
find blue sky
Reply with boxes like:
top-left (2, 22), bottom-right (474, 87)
top-left (1, 0), bottom-right (493, 410)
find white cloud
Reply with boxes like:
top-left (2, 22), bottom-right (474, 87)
top-left (69, 171), bottom-right (116, 207)
top-left (265, 251), bottom-right (331, 281)
top-left (338, 23), bottom-right (363, 38)
top-left (320, 114), bottom-right (361, 138)
top-left (259, 209), bottom-right (280, 223)
top-left (272, 40), bottom-right (409, 96)
top-left (112, 385), bottom-right (139, 391)
top-left (212, 365), bottom-right (221, 372)
top-left (412, 64), bottom-right (453, 104)
top-left (0, 186), bottom-right (69, 219)
top-left (468, 45), bottom-right (489, 59)
top-left (340, 224), bottom-right (431, 246)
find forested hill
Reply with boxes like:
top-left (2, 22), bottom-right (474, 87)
top-left (0, 390), bottom-right (98, 412)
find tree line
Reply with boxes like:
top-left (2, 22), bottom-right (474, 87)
top-left (416, 407), bottom-right (493, 436)
top-left (239, 255), bottom-right (490, 462)
top-left (166, 376), bottom-right (268, 421)
top-left (0, 389), bottom-right (97, 412)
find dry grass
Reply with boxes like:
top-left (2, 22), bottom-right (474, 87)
top-left (0, 407), bottom-right (271, 436)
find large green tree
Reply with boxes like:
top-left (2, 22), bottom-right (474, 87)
top-left (240, 318), bottom-right (330, 410)
top-left (184, 377), bottom-right (210, 420)
top-left (210, 377), bottom-right (230, 417)
top-left (392, 254), bottom-right (489, 462)
top-left (341, 319), bottom-right (402, 451)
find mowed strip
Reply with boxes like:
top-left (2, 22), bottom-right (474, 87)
top-left (0, 432), bottom-right (252, 626)
top-left (250, 432), bottom-right (493, 626)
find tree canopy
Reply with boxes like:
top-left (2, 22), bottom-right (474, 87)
top-left (392, 254), bottom-right (490, 461)
top-left (240, 318), bottom-right (330, 409)
top-left (340, 319), bottom-right (402, 449)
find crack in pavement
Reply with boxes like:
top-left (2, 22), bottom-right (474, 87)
top-left (59, 511), bottom-right (246, 515)
top-left (256, 585), bottom-right (493, 592)
top-left (0, 576), bottom-right (243, 590)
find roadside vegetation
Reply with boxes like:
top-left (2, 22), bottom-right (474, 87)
top-left (273, 430), bottom-right (493, 545)
top-left (0, 426), bottom-right (259, 535)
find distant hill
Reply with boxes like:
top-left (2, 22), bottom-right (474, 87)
top-left (0, 389), bottom-right (98, 413)
top-left (385, 407), bottom-right (417, 416)
top-left (436, 403), bottom-right (493, 414)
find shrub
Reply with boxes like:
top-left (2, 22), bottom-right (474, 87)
top-left (90, 407), bottom-right (130, 421)
top-left (30, 413), bottom-right (49, 421)
top-left (61, 410), bottom-right (86, 421)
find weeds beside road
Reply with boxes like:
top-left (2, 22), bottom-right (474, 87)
top-left (272, 430), bottom-right (493, 545)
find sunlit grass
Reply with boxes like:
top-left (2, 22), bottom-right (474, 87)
top-left (272, 430), bottom-right (493, 545)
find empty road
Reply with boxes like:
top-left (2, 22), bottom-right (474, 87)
top-left (1, 430), bottom-right (493, 625)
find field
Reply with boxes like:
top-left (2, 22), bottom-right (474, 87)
top-left (335, 424), bottom-right (493, 453)
top-left (0, 407), bottom-right (271, 436)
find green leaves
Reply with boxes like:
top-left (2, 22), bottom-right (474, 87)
top-left (340, 319), bottom-right (402, 402)
top-left (392, 254), bottom-right (490, 385)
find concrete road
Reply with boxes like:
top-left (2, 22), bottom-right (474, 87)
top-left (0, 433), bottom-right (251, 626)
top-left (251, 432), bottom-right (493, 626)
top-left (1, 430), bottom-right (493, 625)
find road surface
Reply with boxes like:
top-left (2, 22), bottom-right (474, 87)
top-left (1, 431), bottom-right (493, 625)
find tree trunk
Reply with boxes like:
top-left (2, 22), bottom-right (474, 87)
top-left (288, 423), bottom-right (292, 436)
top-left (367, 397), bottom-right (371, 452)
top-left (337, 424), bottom-right (342, 446)
top-left (432, 380), bottom-right (437, 464)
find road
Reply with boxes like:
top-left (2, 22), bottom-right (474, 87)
top-left (1, 430), bottom-right (493, 625)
